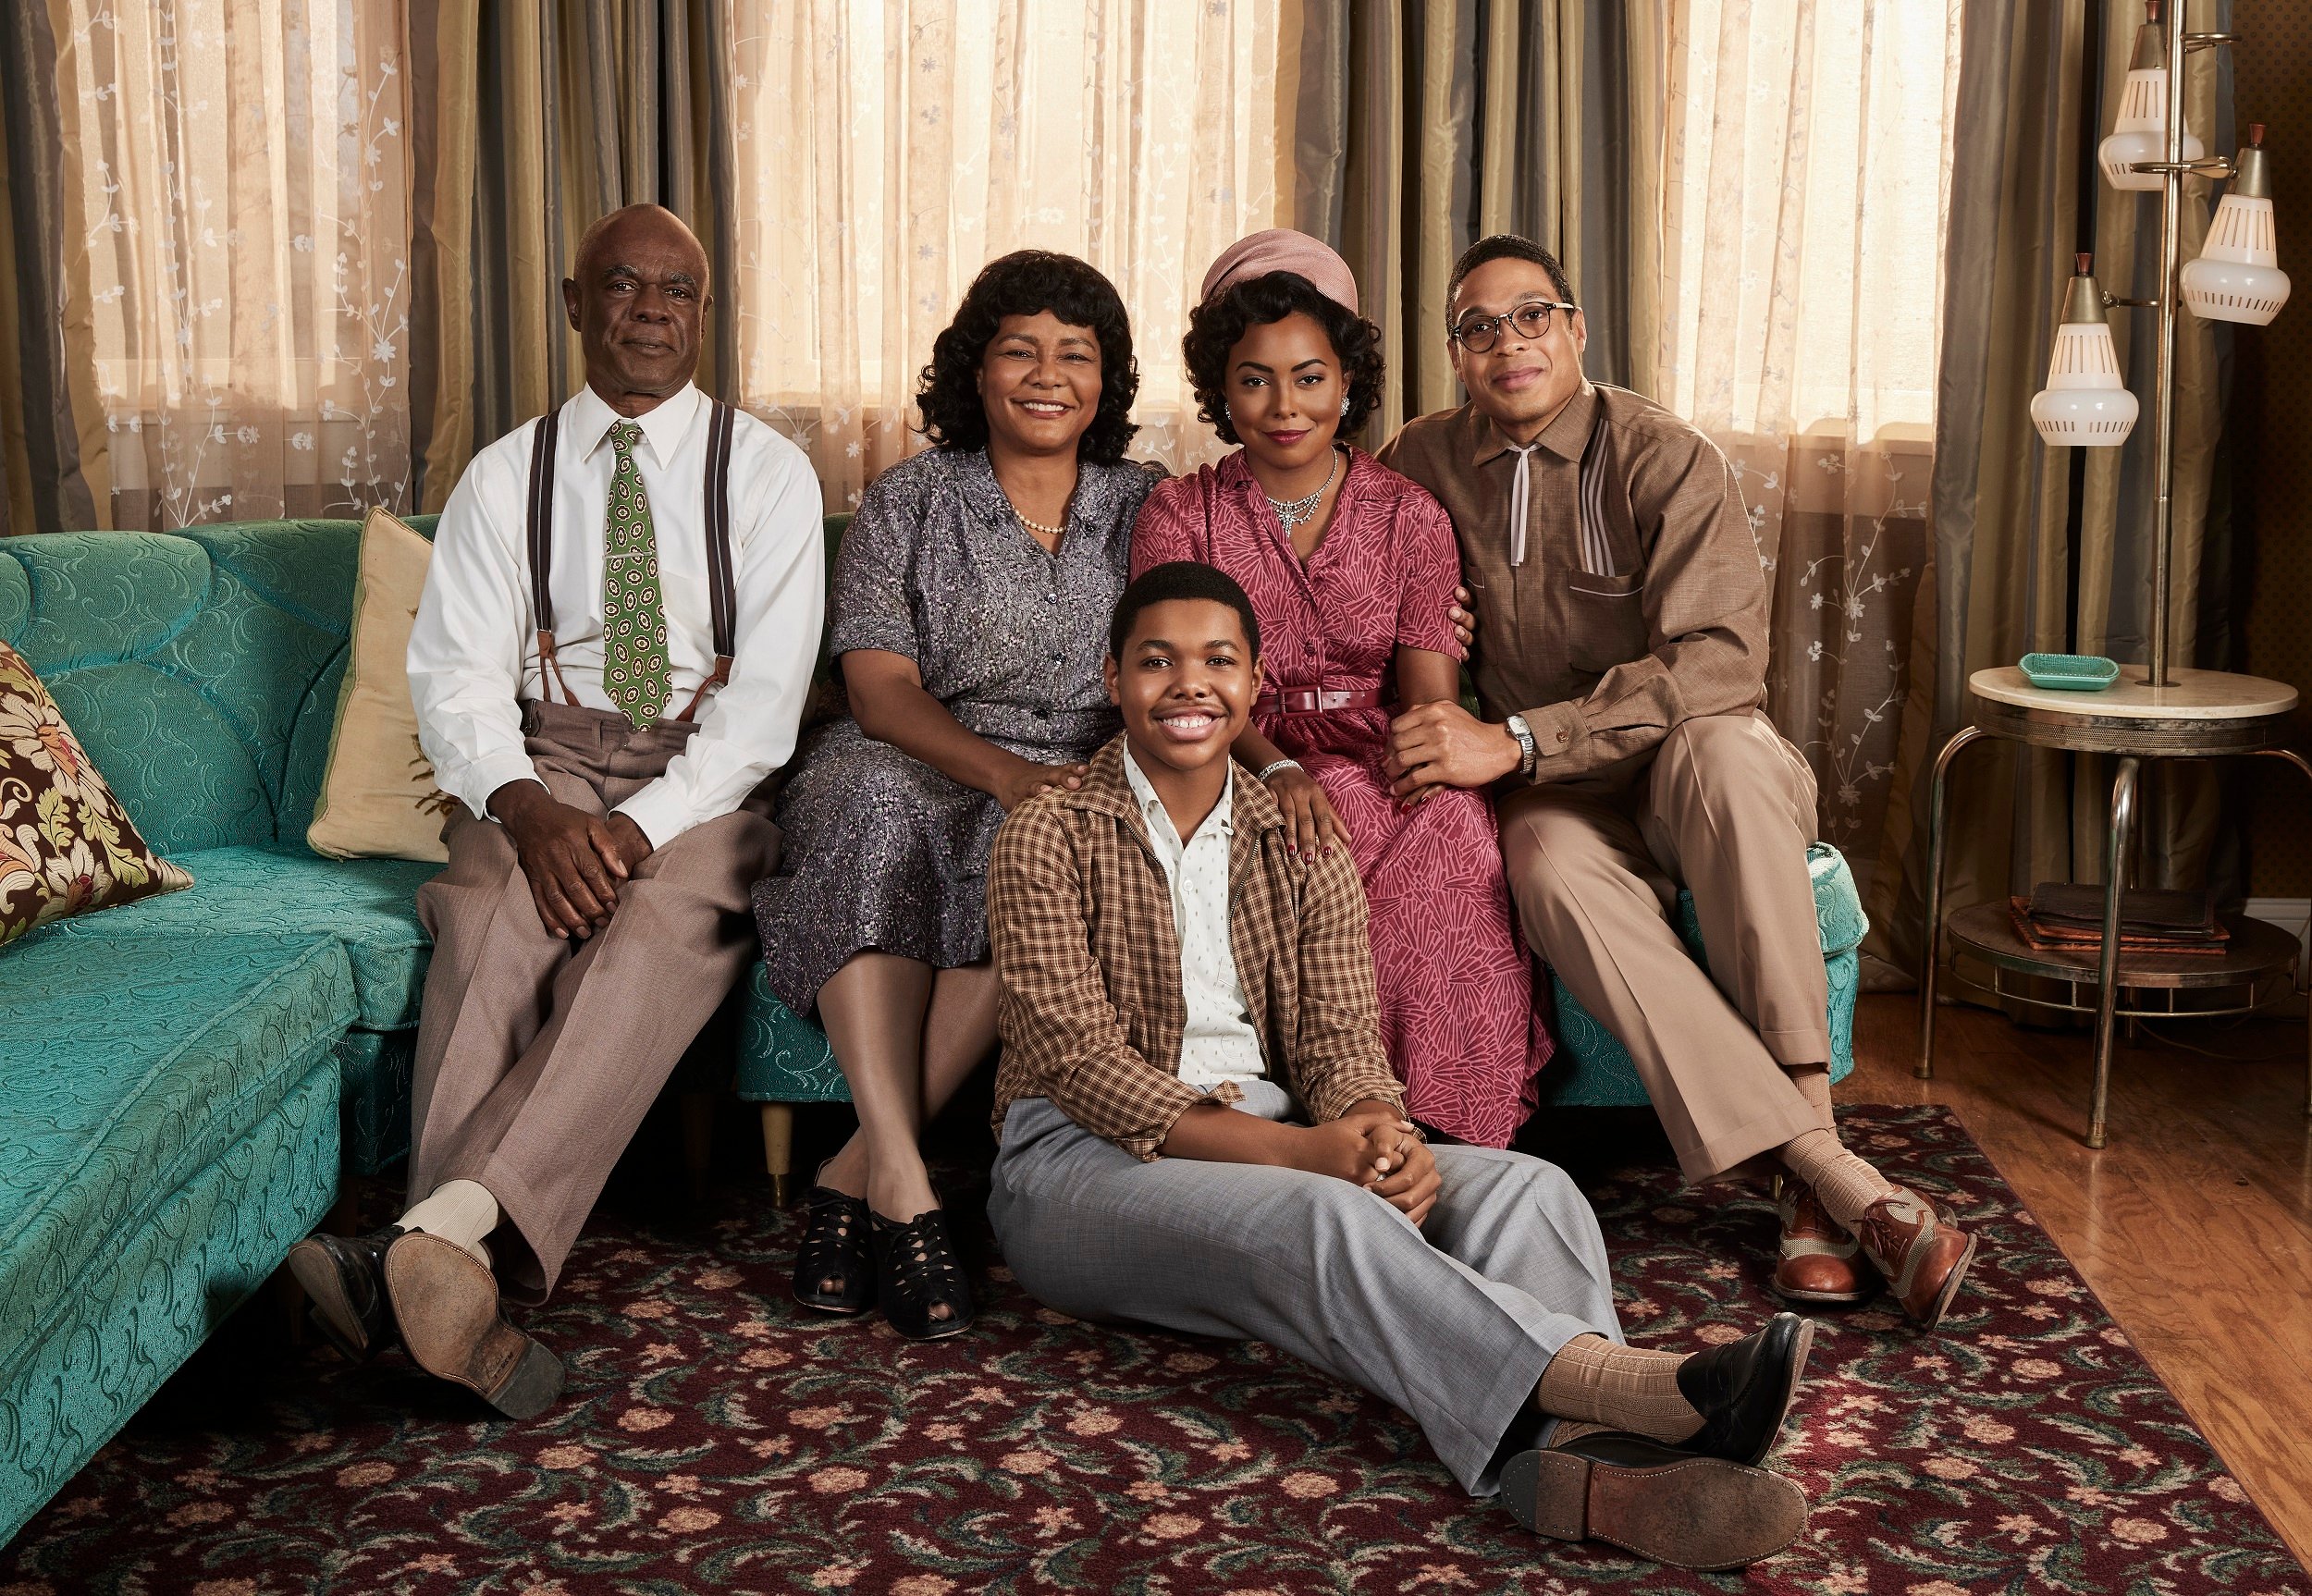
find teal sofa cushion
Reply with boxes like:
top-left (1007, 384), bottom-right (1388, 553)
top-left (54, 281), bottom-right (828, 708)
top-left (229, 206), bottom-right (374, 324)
top-left (1541, 842), bottom-right (1863, 1107)
top-left (30, 845), bottom-right (437, 1031)
top-left (0, 933), bottom-right (353, 1539)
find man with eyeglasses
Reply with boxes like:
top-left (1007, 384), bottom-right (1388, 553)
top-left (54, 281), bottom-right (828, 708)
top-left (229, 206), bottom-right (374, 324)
top-left (1376, 234), bottom-right (1978, 1333)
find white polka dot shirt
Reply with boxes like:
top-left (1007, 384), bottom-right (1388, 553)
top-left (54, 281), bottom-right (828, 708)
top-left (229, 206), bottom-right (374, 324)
top-left (1119, 744), bottom-right (1268, 1090)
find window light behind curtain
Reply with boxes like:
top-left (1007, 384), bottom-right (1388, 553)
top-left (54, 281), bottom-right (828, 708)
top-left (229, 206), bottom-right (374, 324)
top-left (55, 0), bottom-right (413, 531)
top-left (727, 0), bottom-right (1289, 508)
top-left (1657, 0), bottom-right (1962, 885)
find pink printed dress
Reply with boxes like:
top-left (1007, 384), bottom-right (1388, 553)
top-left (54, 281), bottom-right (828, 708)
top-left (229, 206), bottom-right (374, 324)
top-left (1131, 448), bottom-right (1551, 1146)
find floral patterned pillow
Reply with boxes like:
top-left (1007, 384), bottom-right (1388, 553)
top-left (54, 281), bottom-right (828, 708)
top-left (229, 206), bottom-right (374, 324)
top-left (0, 639), bottom-right (192, 947)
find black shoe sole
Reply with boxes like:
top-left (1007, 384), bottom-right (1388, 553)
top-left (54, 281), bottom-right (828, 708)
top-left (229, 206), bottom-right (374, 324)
top-left (1502, 1447), bottom-right (1808, 1570)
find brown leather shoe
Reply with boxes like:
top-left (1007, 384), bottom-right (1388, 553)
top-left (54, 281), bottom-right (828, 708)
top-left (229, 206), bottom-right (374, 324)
top-left (1501, 1433), bottom-right (1809, 1570)
top-left (382, 1232), bottom-right (565, 1419)
top-left (1851, 1185), bottom-right (1977, 1330)
top-left (1771, 1182), bottom-right (1874, 1307)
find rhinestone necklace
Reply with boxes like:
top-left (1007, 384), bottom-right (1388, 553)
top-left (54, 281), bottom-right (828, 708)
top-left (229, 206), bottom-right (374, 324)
top-left (1263, 447), bottom-right (1341, 534)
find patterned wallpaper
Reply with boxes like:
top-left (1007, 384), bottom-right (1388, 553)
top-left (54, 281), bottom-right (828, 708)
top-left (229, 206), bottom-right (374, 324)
top-left (2232, 1), bottom-right (2312, 897)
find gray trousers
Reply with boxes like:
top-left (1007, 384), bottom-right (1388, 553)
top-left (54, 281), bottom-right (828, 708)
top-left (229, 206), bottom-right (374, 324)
top-left (987, 1084), bottom-right (1622, 1495)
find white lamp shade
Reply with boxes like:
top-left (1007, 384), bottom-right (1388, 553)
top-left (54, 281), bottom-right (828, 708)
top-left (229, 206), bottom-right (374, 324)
top-left (2031, 322), bottom-right (2139, 447)
top-left (2100, 68), bottom-right (2204, 190)
top-left (2182, 195), bottom-right (2291, 325)
top-left (2031, 387), bottom-right (2142, 445)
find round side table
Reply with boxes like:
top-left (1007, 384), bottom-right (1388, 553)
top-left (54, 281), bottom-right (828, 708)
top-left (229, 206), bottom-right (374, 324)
top-left (1916, 666), bottom-right (2311, 1148)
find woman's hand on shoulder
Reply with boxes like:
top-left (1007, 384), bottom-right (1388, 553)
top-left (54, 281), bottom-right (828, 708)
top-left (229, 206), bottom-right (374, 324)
top-left (1263, 765), bottom-right (1350, 857)
top-left (995, 755), bottom-right (1088, 812)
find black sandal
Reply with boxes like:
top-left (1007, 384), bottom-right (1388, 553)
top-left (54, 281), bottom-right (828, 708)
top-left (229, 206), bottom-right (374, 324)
top-left (792, 1178), bottom-right (875, 1316)
top-left (870, 1205), bottom-right (975, 1340)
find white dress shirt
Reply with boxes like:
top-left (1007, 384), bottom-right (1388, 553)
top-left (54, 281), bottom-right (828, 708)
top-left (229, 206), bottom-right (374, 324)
top-left (1121, 744), bottom-right (1267, 1090)
top-left (409, 382), bottom-right (825, 846)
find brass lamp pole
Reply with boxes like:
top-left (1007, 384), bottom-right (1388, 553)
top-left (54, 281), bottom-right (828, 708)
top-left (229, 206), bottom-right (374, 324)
top-left (2136, 4), bottom-right (2237, 685)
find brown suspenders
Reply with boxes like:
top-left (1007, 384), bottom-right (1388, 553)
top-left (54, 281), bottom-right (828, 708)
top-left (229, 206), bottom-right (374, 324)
top-left (524, 398), bottom-right (740, 725)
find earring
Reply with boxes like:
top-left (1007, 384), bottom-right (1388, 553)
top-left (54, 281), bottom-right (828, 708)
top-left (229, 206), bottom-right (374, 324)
top-left (1339, 396), bottom-right (1350, 418)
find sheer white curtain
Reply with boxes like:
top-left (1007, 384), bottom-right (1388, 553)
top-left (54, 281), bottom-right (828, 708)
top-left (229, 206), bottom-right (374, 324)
top-left (53, 0), bottom-right (413, 531)
top-left (1658, 0), bottom-right (1962, 898)
top-left (725, 0), bottom-right (1291, 507)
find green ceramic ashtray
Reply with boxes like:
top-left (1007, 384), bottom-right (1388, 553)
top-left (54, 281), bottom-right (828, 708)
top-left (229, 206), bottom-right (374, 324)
top-left (2019, 652), bottom-right (2121, 692)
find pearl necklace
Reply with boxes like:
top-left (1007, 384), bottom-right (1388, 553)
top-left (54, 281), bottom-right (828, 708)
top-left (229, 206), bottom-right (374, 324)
top-left (1264, 447), bottom-right (1341, 534)
top-left (1014, 509), bottom-right (1065, 540)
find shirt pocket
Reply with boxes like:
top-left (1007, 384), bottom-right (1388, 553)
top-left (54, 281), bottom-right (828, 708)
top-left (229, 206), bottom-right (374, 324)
top-left (1565, 571), bottom-right (1647, 675)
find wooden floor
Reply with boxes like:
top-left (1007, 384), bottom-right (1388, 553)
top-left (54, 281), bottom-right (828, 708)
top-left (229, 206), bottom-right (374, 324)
top-left (1844, 992), bottom-right (2312, 1566)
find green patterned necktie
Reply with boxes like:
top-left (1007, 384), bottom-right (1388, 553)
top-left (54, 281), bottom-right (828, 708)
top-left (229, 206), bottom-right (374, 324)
top-left (601, 419), bottom-right (673, 727)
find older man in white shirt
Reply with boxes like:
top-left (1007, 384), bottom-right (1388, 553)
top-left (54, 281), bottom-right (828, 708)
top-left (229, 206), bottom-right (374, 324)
top-left (289, 204), bottom-right (822, 1418)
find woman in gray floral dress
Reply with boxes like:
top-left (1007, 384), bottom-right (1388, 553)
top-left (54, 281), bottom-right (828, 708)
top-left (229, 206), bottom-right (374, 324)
top-left (753, 251), bottom-right (1158, 1338)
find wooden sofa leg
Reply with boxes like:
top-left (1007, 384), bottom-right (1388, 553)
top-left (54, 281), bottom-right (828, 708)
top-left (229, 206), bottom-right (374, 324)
top-left (760, 1103), bottom-right (795, 1208)
top-left (681, 1090), bottom-right (716, 1203)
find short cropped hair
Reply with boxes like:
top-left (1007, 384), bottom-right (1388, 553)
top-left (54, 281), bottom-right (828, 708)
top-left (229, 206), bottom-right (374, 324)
top-left (1446, 234), bottom-right (1576, 312)
top-left (1109, 561), bottom-right (1262, 663)
top-left (916, 250), bottom-right (1140, 463)
top-left (1181, 272), bottom-right (1385, 446)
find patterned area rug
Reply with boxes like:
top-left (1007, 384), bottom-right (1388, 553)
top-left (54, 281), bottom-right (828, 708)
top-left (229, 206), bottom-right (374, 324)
top-left (4, 1105), bottom-right (2303, 1595)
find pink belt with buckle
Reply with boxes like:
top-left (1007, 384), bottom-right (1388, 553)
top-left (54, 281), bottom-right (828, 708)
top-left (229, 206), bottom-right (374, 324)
top-left (1256, 684), bottom-right (1387, 716)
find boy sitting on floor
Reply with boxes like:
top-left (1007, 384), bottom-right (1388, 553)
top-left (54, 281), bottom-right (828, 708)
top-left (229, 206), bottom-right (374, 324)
top-left (982, 560), bottom-right (1818, 1571)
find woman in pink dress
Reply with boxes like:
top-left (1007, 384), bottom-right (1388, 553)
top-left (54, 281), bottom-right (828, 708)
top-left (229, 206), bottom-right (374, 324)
top-left (1131, 230), bottom-right (1550, 1147)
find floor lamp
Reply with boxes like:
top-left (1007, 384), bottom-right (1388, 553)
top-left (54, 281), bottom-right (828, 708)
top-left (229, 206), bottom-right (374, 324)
top-left (1920, 1), bottom-right (2312, 1150)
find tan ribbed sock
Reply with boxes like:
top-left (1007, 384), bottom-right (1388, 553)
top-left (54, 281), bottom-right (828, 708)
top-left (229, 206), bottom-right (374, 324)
top-left (398, 1178), bottom-right (498, 1268)
top-left (1788, 1063), bottom-right (1838, 1133)
top-left (1534, 1334), bottom-right (1703, 1444)
top-left (1777, 1128), bottom-right (1899, 1229)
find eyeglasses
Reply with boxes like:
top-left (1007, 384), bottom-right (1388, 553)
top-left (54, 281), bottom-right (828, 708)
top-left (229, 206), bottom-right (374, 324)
top-left (1449, 301), bottom-right (1579, 353)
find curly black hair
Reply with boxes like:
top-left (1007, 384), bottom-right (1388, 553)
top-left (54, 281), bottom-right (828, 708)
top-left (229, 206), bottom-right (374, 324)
top-left (1182, 272), bottom-right (1385, 447)
top-left (1110, 560), bottom-right (1261, 662)
top-left (915, 250), bottom-right (1139, 463)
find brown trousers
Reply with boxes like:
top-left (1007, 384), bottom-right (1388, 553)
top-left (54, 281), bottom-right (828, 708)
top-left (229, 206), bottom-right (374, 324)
top-left (409, 701), bottom-right (779, 1303)
top-left (1500, 712), bottom-right (1827, 1184)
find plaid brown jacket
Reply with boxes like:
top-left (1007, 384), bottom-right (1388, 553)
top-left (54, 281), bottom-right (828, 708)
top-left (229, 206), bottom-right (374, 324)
top-left (987, 735), bottom-right (1407, 1160)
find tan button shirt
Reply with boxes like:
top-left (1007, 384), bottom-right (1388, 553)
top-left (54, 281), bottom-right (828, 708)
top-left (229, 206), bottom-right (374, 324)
top-left (1377, 384), bottom-right (1768, 788)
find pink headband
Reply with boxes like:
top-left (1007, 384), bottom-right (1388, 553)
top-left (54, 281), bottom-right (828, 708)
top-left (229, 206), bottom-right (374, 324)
top-left (1199, 228), bottom-right (1359, 313)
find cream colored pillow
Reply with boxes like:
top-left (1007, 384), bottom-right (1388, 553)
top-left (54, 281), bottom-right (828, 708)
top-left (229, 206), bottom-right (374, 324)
top-left (308, 507), bottom-right (452, 863)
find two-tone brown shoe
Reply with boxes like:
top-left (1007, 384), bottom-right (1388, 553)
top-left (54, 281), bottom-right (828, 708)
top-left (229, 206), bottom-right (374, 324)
top-left (1771, 1182), bottom-right (1875, 1307)
top-left (1501, 1432), bottom-right (1809, 1571)
top-left (382, 1232), bottom-right (565, 1419)
top-left (1852, 1185), bottom-right (1977, 1330)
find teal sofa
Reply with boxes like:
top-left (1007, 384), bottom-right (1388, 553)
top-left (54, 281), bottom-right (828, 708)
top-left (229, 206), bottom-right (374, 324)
top-left (0, 518), bottom-right (445, 1542)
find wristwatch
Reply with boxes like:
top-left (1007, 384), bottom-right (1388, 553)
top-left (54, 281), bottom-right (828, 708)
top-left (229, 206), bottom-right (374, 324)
top-left (1504, 713), bottom-right (1539, 779)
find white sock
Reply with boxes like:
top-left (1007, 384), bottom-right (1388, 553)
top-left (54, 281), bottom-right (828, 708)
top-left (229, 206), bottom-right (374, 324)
top-left (398, 1178), bottom-right (498, 1267)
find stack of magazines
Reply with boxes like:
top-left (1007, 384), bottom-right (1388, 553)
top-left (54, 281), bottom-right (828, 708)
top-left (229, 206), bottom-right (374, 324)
top-left (2007, 883), bottom-right (2230, 955)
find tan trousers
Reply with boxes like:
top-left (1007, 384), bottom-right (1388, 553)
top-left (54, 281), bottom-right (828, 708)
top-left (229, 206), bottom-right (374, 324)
top-left (409, 701), bottom-right (779, 1303)
top-left (1500, 712), bottom-right (1827, 1184)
